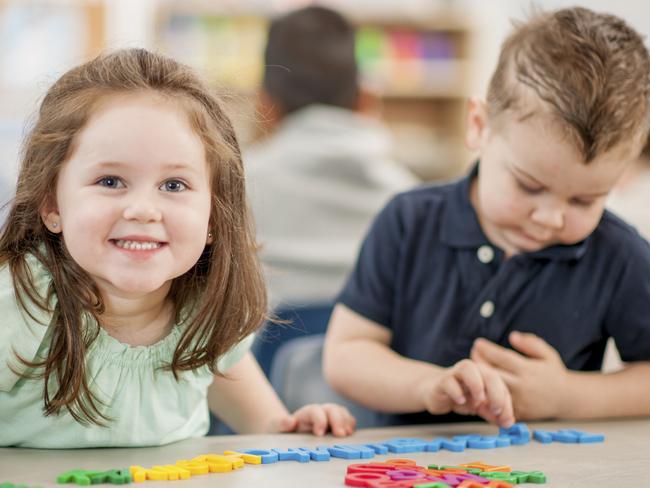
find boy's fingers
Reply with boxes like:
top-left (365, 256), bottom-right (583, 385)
top-left (472, 338), bottom-right (523, 373)
top-left (440, 375), bottom-right (466, 406)
top-left (454, 404), bottom-right (478, 416)
top-left (470, 343), bottom-right (487, 363)
top-left (477, 363), bottom-right (507, 415)
top-left (497, 404), bottom-right (516, 428)
top-left (492, 367), bottom-right (518, 387)
top-left (477, 363), bottom-right (515, 427)
top-left (453, 360), bottom-right (486, 407)
top-left (509, 331), bottom-right (560, 361)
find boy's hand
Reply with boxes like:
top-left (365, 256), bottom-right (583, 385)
top-left (471, 331), bottom-right (569, 420)
top-left (418, 359), bottom-right (515, 428)
top-left (273, 403), bottom-right (356, 437)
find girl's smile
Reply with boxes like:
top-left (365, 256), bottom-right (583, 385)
top-left (110, 236), bottom-right (167, 261)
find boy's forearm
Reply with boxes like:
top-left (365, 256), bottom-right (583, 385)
top-left (558, 362), bottom-right (650, 418)
top-left (324, 339), bottom-right (444, 413)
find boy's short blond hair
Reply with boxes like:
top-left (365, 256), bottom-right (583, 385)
top-left (487, 7), bottom-right (650, 162)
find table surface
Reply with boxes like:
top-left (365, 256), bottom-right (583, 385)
top-left (1, 419), bottom-right (649, 487)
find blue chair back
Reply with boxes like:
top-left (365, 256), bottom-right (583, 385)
top-left (208, 303), bottom-right (334, 435)
top-left (270, 334), bottom-right (378, 428)
top-left (252, 302), bottom-right (334, 379)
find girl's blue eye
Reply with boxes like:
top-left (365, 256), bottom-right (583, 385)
top-left (161, 179), bottom-right (187, 192)
top-left (98, 176), bottom-right (124, 189)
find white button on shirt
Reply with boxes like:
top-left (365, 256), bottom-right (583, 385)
top-left (477, 245), bottom-right (494, 263)
top-left (480, 300), bottom-right (495, 318)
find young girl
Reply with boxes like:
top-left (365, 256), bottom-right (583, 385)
top-left (0, 48), bottom-right (355, 448)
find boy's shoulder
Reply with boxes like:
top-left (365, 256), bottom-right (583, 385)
top-left (598, 209), bottom-right (646, 239)
top-left (383, 173), bottom-right (474, 232)
top-left (595, 209), bottom-right (650, 253)
top-left (375, 174), bottom-right (480, 249)
top-left (389, 176), bottom-right (465, 214)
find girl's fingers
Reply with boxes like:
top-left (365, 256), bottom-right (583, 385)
top-left (275, 415), bottom-right (297, 433)
top-left (291, 404), bottom-right (356, 437)
top-left (323, 403), bottom-right (355, 436)
top-left (297, 405), bottom-right (328, 436)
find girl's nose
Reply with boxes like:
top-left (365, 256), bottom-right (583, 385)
top-left (123, 195), bottom-right (162, 223)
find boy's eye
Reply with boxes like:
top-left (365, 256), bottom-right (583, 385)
top-left (570, 198), bottom-right (594, 207)
top-left (97, 176), bottom-right (124, 189)
top-left (517, 179), bottom-right (543, 194)
top-left (160, 179), bottom-right (187, 192)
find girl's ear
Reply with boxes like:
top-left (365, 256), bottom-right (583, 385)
top-left (465, 97), bottom-right (490, 151)
top-left (40, 205), bottom-right (62, 234)
top-left (206, 230), bottom-right (214, 245)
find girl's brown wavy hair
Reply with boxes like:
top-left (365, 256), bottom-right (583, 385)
top-left (0, 48), bottom-right (268, 425)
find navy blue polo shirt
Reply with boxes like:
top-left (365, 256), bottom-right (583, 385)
top-left (338, 164), bottom-right (650, 426)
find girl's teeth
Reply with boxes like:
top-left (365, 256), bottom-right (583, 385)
top-left (115, 240), bottom-right (161, 250)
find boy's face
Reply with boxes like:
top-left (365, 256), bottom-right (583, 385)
top-left (466, 99), bottom-right (632, 257)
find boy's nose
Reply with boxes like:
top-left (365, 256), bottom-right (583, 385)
top-left (123, 195), bottom-right (162, 223)
top-left (531, 206), bottom-right (564, 230)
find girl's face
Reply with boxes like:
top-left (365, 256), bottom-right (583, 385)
top-left (43, 92), bottom-right (212, 299)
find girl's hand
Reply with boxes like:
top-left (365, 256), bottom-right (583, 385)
top-left (417, 358), bottom-right (515, 428)
top-left (274, 403), bottom-right (356, 437)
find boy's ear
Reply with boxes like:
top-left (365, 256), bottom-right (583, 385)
top-left (465, 97), bottom-right (490, 151)
top-left (40, 204), bottom-right (62, 234)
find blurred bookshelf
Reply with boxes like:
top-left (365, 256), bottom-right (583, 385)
top-left (0, 0), bottom-right (104, 91)
top-left (0, 0), bottom-right (106, 191)
top-left (155, 1), bottom-right (476, 181)
top-left (0, 0), bottom-right (477, 182)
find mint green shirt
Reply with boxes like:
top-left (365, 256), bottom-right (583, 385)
top-left (0, 254), bottom-right (253, 448)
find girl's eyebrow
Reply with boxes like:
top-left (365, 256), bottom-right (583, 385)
top-left (93, 160), bottom-right (199, 173)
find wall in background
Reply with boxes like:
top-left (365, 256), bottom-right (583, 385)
top-left (2, 0), bottom-right (650, 192)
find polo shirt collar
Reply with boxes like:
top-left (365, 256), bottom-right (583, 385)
top-left (440, 161), bottom-right (590, 261)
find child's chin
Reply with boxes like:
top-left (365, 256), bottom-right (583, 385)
top-left (509, 232), bottom-right (549, 252)
top-left (114, 279), bottom-right (170, 296)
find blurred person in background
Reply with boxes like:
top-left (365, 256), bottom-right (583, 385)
top-left (246, 6), bottom-right (418, 312)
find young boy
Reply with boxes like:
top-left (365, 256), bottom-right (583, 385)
top-left (323, 7), bottom-right (650, 428)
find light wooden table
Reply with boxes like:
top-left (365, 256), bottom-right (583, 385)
top-left (1, 419), bottom-right (649, 487)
